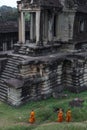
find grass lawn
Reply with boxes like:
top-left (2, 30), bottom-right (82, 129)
top-left (1, 91), bottom-right (87, 130)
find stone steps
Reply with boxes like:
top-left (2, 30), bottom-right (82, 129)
top-left (5, 64), bottom-right (18, 69)
top-left (62, 60), bottom-right (87, 92)
top-left (0, 55), bottom-right (25, 102)
top-left (0, 87), bottom-right (7, 94)
top-left (4, 67), bottom-right (18, 73)
top-left (3, 69), bottom-right (19, 75)
top-left (18, 46), bottom-right (27, 55)
top-left (2, 72), bottom-right (16, 78)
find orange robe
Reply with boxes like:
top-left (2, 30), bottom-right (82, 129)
top-left (66, 110), bottom-right (71, 122)
top-left (58, 110), bottom-right (63, 122)
top-left (29, 111), bottom-right (35, 123)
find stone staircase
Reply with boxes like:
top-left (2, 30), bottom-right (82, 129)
top-left (14, 43), bottom-right (61, 56)
top-left (18, 46), bottom-right (27, 55)
top-left (0, 54), bottom-right (25, 102)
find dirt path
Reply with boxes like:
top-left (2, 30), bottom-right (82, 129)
top-left (13, 121), bottom-right (87, 127)
top-left (1, 120), bottom-right (87, 129)
top-left (1, 117), bottom-right (87, 128)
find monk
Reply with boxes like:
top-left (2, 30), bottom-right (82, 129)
top-left (58, 108), bottom-right (63, 122)
top-left (66, 108), bottom-right (71, 122)
top-left (29, 110), bottom-right (35, 123)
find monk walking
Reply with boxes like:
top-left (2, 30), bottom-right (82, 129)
top-left (29, 110), bottom-right (35, 123)
top-left (66, 108), bottom-right (71, 122)
top-left (58, 108), bottom-right (63, 122)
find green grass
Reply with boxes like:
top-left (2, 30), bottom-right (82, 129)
top-left (0, 125), bottom-right (36, 130)
top-left (1, 91), bottom-right (87, 130)
top-left (1, 123), bottom-right (87, 130)
top-left (34, 123), bottom-right (87, 130)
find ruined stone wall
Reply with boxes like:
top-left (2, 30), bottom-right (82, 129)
top-left (73, 12), bottom-right (87, 42)
top-left (1, 53), bottom-right (87, 106)
top-left (7, 60), bottom-right (63, 106)
top-left (57, 10), bottom-right (75, 42)
top-left (63, 58), bottom-right (87, 93)
top-left (20, 61), bottom-right (63, 100)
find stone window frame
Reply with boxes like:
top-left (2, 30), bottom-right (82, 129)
top-left (79, 20), bottom-right (85, 33)
top-left (53, 14), bottom-right (57, 37)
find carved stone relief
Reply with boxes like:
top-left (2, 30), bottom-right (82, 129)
top-left (65, 0), bottom-right (87, 9)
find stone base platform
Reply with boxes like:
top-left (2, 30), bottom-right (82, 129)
top-left (13, 42), bottom-right (62, 56)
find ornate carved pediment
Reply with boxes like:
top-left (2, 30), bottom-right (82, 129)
top-left (73, 0), bottom-right (87, 5)
top-left (22, 0), bottom-right (31, 3)
top-left (22, 0), bottom-right (35, 4)
top-left (65, 0), bottom-right (75, 8)
top-left (21, 0), bottom-right (30, 8)
top-left (65, 0), bottom-right (87, 8)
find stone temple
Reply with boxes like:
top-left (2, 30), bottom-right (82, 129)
top-left (0, 0), bottom-right (87, 106)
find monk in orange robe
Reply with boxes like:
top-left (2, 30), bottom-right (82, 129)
top-left (58, 108), bottom-right (63, 122)
top-left (66, 109), bottom-right (71, 122)
top-left (29, 110), bottom-right (35, 123)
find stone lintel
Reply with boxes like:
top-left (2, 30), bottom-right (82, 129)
top-left (21, 8), bottom-right (41, 12)
top-left (4, 78), bottom-right (24, 89)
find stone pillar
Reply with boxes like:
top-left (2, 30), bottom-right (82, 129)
top-left (18, 12), bottom-right (25, 43)
top-left (3, 43), bottom-right (5, 51)
top-left (21, 12), bottom-right (25, 43)
top-left (44, 12), bottom-right (48, 43)
top-left (18, 12), bottom-right (22, 43)
top-left (11, 39), bottom-right (13, 49)
top-left (48, 13), bottom-right (54, 41)
top-left (0, 61), bottom-right (1, 73)
top-left (3, 43), bottom-right (7, 51)
top-left (30, 13), bottom-right (34, 42)
top-left (36, 11), bottom-right (41, 44)
top-left (40, 11), bottom-right (43, 43)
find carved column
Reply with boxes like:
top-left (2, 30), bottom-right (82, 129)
top-left (48, 13), bottom-right (54, 41)
top-left (18, 12), bottom-right (22, 43)
top-left (3, 43), bottom-right (7, 51)
top-left (30, 13), bottom-right (35, 42)
top-left (21, 12), bottom-right (25, 43)
top-left (44, 11), bottom-right (48, 43)
top-left (36, 11), bottom-right (41, 45)
top-left (18, 12), bottom-right (25, 43)
top-left (11, 39), bottom-right (13, 49)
